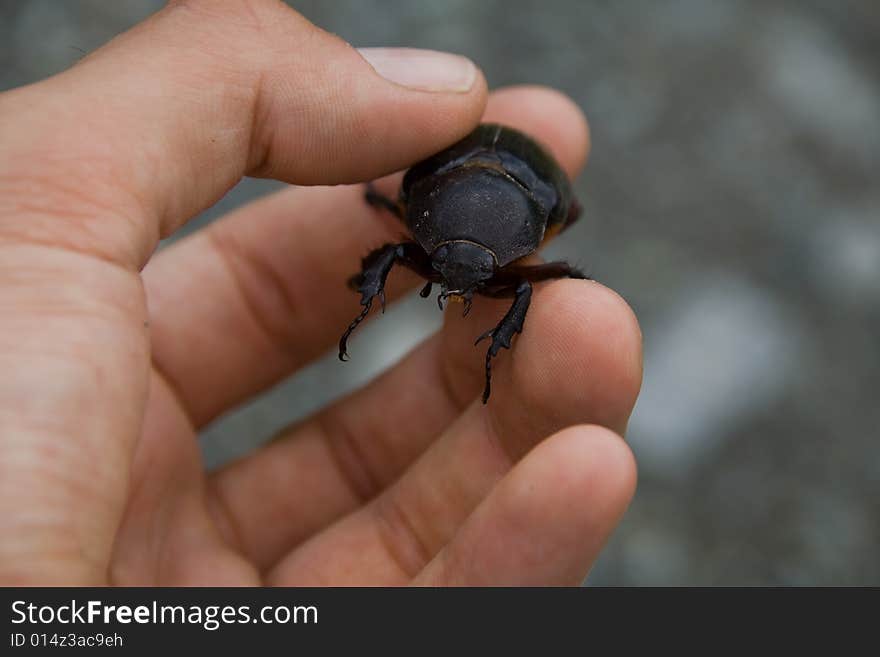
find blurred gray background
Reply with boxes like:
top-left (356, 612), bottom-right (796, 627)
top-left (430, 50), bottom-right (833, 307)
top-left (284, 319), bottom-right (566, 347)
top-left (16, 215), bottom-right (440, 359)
top-left (2, 0), bottom-right (877, 585)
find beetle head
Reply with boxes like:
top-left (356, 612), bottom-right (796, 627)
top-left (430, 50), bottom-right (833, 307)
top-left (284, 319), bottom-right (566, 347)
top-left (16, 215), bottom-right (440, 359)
top-left (432, 241), bottom-right (496, 311)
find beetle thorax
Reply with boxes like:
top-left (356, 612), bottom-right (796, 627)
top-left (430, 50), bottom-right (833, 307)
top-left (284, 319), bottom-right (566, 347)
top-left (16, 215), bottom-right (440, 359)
top-left (406, 167), bottom-right (547, 267)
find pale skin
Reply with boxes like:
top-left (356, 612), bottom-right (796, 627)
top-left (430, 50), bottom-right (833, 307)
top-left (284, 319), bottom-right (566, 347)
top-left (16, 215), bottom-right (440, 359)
top-left (0, 0), bottom-right (642, 586)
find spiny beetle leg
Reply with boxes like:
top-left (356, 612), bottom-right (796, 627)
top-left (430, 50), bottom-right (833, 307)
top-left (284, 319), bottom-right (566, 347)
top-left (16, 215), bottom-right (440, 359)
top-left (338, 302), bottom-right (372, 362)
top-left (474, 280), bottom-right (532, 403)
top-left (364, 183), bottom-right (404, 219)
top-left (494, 261), bottom-right (590, 286)
top-left (339, 242), bottom-right (435, 360)
top-left (338, 243), bottom-right (401, 361)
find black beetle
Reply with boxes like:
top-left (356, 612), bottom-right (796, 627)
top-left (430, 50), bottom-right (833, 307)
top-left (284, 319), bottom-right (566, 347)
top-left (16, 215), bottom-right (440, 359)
top-left (339, 123), bottom-right (588, 403)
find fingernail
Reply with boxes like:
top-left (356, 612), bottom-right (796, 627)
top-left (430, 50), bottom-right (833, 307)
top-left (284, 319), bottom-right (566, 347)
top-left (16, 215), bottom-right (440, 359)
top-left (358, 47), bottom-right (476, 93)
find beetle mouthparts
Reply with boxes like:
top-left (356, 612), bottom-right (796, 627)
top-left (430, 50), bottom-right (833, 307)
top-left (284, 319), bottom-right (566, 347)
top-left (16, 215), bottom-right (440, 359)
top-left (438, 290), bottom-right (473, 317)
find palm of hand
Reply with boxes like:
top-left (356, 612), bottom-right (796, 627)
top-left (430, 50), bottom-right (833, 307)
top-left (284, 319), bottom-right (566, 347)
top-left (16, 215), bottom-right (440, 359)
top-left (0, 0), bottom-right (640, 586)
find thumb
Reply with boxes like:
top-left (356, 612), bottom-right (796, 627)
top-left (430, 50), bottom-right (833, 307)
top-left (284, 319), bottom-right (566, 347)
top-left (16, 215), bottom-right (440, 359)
top-left (0, 0), bottom-right (487, 267)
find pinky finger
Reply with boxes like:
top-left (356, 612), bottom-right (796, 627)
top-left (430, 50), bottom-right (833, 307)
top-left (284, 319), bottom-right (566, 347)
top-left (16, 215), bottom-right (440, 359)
top-left (411, 425), bottom-right (637, 586)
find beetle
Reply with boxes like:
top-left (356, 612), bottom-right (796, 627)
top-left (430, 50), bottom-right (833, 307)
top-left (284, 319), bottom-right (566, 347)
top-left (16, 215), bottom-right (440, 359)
top-left (338, 123), bottom-right (588, 403)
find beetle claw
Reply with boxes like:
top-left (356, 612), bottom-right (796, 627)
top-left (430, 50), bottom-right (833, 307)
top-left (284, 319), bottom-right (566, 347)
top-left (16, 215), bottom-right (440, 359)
top-left (482, 351), bottom-right (493, 404)
top-left (474, 327), bottom-right (493, 346)
top-left (338, 299), bottom-right (374, 361)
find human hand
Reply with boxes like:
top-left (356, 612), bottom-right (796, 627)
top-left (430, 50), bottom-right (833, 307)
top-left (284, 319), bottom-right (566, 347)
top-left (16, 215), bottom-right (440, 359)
top-left (0, 0), bottom-right (641, 586)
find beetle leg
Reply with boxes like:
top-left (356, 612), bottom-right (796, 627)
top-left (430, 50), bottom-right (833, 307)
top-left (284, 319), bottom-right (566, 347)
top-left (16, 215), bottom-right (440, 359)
top-left (492, 261), bottom-right (590, 286)
top-left (339, 244), bottom-right (397, 361)
top-left (364, 183), bottom-right (404, 220)
top-left (479, 283), bottom-right (521, 298)
top-left (471, 262), bottom-right (588, 401)
top-left (339, 242), bottom-right (433, 360)
top-left (419, 281), bottom-right (433, 298)
top-left (474, 280), bottom-right (532, 403)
